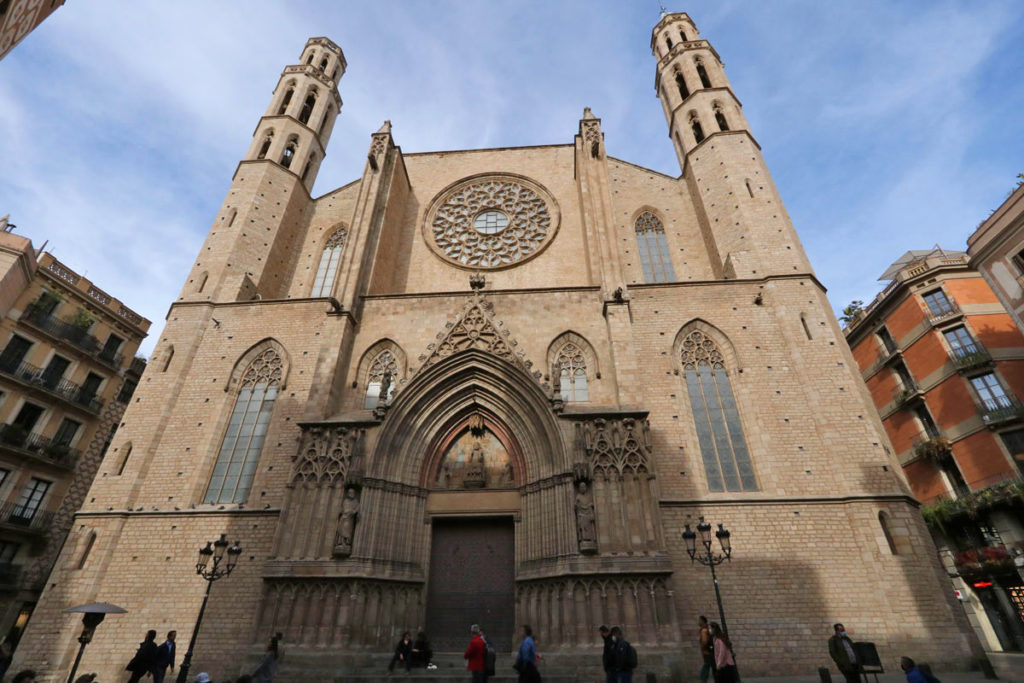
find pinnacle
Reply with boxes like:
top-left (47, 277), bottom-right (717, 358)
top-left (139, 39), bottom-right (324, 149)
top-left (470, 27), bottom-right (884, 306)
top-left (582, 107), bottom-right (596, 120)
top-left (376, 120), bottom-right (392, 134)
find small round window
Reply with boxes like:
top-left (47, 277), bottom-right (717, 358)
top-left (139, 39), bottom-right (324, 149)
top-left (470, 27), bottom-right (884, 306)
top-left (473, 210), bottom-right (509, 235)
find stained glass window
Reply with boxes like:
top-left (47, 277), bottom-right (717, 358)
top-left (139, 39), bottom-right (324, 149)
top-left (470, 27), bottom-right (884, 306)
top-left (635, 211), bottom-right (675, 283)
top-left (311, 228), bottom-right (347, 297)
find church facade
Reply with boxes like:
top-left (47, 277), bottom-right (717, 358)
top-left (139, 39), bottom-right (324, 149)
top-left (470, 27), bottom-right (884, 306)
top-left (14, 13), bottom-right (977, 681)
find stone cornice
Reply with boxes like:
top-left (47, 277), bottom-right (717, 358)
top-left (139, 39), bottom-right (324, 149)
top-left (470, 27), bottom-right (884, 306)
top-left (659, 493), bottom-right (919, 508)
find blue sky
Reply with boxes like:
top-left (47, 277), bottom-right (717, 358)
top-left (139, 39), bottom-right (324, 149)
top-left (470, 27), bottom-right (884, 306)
top-left (1, 1), bottom-right (1022, 355)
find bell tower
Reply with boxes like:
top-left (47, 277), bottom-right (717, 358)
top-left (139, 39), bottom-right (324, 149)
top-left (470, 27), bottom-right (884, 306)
top-left (177, 37), bottom-right (345, 303)
top-left (652, 13), bottom-right (810, 279)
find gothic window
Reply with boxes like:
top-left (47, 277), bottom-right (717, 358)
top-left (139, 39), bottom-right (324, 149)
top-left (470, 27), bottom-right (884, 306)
top-left (205, 348), bottom-right (282, 504)
top-left (696, 60), bottom-right (712, 88)
top-left (306, 52), bottom-right (315, 65)
top-left (364, 350), bottom-right (398, 409)
top-left (320, 105), bottom-right (332, 133)
top-left (301, 154), bottom-right (316, 183)
top-left (330, 67), bottom-right (339, 81)
top-left (319, 57), bottom-right (328, 72)
top-left (634, 211), bottom-right (675, 283)
top-left (680, 329), bottom-right (757, 492)
top-left (675, 70), bottom-right (690, 99)
top-left (679, 28), bottom-right (688, 42)
top-left (277, 88), bottom-right (293, 116)
top-left (311, 228), bottom-right (347, 297)
top-left (665, 36), bottom-right (673, 50)
top-left (257, 134), bottom-right (272, 160)
top-left (281, 140), bottom-right (297, 169)
top-left (714, 106), bottom-right (729, 131)
top-left (299, 91), bottom-right (317, 125)
top-left (690, 114), bottom-right (705, 143)
top-left (555, 343), bottom-right (588, 402)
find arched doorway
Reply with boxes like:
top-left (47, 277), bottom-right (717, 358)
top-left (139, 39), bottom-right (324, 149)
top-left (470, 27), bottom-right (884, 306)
top-left (422, 412), bottom-right (523, 652)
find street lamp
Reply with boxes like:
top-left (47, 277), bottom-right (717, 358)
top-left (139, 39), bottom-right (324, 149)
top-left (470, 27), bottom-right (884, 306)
top-left (177, 534), bottom-right (242, 683)
top-left (63, 602), bottom-right (127, 683)
top-left (682, 516), bottom-right (733, 637)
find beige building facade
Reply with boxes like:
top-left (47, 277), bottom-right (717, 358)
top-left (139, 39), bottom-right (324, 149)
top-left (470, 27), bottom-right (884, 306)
top-left (0, 228), bottom-right (148, 650)
top-left (14, 15), bottom-right (980, 681)
top-left (968, 184), bottom-right (1024, 336)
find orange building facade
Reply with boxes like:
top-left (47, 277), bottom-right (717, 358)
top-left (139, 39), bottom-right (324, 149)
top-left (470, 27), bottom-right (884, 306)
top-left (846, 248), bottom-right (1024, 653)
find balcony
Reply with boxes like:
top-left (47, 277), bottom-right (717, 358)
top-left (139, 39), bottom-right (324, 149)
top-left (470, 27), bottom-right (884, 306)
top-left (913, 434), bottom-right (953, 463)
top-left (19, 304), bottom-right (124, 369)
top-left (920, 475), bottom-right (1023, 526)
top-left (892, 381), bottom-right (923, 407)
top-left (926, 299), bottom-right (963, 326)
top-left (0, 501), bottom-right (55, 535)
top-left (0, 360), bottom-right (104, 414)
top-left (981, 395), bottom-right (1024, 426)
top-left (950, 342), bottom-right (993, 372)
top-left (953, 544), bottom-right (1016, 579)
top-left (0, 424), bottom-right (80, 470)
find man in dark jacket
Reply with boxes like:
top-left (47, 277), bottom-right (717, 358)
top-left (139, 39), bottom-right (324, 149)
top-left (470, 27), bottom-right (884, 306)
top-left (388, 631), bottom-right (413, 673)
top-left (126, 629), bottom-right (159, 683)
top-left (153, 630), bottom-right (176, 683)
top-left (609, 626), bottom-right (637, 683)
top-left (828, 623), bottom-right (860, 683)
top-left (599, 625), bottom-right (614, 683)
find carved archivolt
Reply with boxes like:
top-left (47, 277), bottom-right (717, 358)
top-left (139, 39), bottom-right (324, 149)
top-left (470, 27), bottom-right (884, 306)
top-left (576, 418), bottom-right (652, 477)
top-left (292, 426), bottom-right (362, 485)
top-left (414, 292), bottom-right (541, 384)
top-left (424, 174), bottom-right (560, 269)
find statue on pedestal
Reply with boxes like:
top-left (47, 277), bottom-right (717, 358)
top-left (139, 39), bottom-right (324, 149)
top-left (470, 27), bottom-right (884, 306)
top-left (333, 486), bottom-right (360, 557)
top-left (575, 480), bottom-right (598, 554)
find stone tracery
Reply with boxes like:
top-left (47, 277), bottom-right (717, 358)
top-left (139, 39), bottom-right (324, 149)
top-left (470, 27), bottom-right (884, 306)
top-left (679, 329), bottom-right (725, 369)
top-left (427, 176), bottom-right (557, 268)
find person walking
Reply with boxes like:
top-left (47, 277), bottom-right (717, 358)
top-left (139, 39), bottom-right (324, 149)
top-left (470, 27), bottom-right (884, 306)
top-left (387, 631), bottom-right (413, 673)
top-left (828, 623), bottom-right (860, 683)
top-left (252, 634), bottom-right (280, 683)
top-left (599, 626), bottom-right (614, 683)
top-left (514, 625), bottom-right (540, 683)
top-left (126, 629), bottom-right (159, 683)
top-left (463, 624), bottom-right (487, 683)
top-left (479, 628), bottom-right (496, 679)
top-left (154, 630), bottom-right (176, 683)
top-left (608, 626), bottom-right (638, 683)
top-left (410, 631), bottom-right (433, 668)
top-left (710, 623), bottom-right (737, 683)
top-left (698, 616), bottom-right (714, 683)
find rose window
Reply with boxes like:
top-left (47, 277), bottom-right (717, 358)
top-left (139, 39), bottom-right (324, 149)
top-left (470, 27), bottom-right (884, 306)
top-left (425, 175), bottom-right (560, 269)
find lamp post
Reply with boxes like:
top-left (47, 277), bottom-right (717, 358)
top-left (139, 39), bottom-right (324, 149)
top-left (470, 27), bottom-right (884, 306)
top-left (682, 516), bottom-right (733, 636)
top-left (176, 534), bottom-right (242, 683)
top-left (63, 602), bottom-right (127, 683)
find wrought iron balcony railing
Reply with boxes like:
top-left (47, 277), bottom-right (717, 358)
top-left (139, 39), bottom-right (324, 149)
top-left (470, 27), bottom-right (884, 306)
top-left (912, 433), bottom-right (953, 463)
top-left (20, 304), bottom-right (124, 369)
top-left (926, 299), bottom-right (963, 325)
top-left (0, 424), bottom-right (80, 469)
top-left (892, 381), bottom-right (923, 406)
top-left (0, 360), bottom-right (104, 413)
top-left (0, 501), bottom-right (55, 533)
top-left (981, 395), bottom-right (1024, 426)
top-left (950, 342), bottom-right (993, 371)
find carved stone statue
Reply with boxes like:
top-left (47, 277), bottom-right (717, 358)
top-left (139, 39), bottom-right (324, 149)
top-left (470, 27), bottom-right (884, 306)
top-left (333, 487), bottom-right (360, 557)
top-left (574, 481), bottom-right (598, 554)
top-left (463, 438), bottom-right (486, 489)
top-left (378, 370), bottom-right (392, 406)
top-left (502, 461), bottom-right (515, 486)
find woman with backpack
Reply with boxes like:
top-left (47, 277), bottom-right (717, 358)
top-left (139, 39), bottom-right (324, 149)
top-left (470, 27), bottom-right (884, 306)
top-left (710, 623), bottom-right (738, 683)
top-left (514, 625), bottom-right (541, 683)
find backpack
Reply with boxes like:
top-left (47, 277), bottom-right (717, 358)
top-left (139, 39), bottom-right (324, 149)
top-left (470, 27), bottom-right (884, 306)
top-left (484, 640), bottom-right (497, 676)
top-left (624, 642), bottom-right (638, 670)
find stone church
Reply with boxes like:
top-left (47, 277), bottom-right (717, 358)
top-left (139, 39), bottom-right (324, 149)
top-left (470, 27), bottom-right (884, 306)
top-left (15, 12), bottom-right (977, 681)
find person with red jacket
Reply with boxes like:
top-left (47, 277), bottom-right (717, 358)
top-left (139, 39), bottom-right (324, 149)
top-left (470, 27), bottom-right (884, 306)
top-left (464, 624), bottom-right (488, 682)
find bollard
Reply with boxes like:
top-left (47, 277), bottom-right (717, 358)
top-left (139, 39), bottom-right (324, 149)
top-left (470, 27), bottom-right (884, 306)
top-left (817, 667), bottom-right (833, 683)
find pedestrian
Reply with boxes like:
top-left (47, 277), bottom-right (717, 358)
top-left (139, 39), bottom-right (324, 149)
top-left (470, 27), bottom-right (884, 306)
top-left (463, 624), bottom-right (487, 683)
top-left (709, 623), bottom-right (737, 683)
top-left (126, 629), bottom-right (160, 683)
top-left (252, 634), bottom-right (280, 683)
top-left (608, 626), bottom-right (638, 683)
top-left (599, 626), bottom-right (614, 683)
top-left (901, 656), bottom-right (941, 683)
top-left (828, 623), bottom-right (860, 683)
top-left (387, 631), bottom-right (413, 673)
top-left (11, 671), bottom-right (36, 683)
top-left (480, 627), bottom-right (497, 679)
top-left (698, 616), bottom-right (714, 683)
top-left (410, 630), bottom-right (433, 668)
top-left (154, 630), bottom-right (177, 683)
top-left (514, 625), bottom-right (541, 683)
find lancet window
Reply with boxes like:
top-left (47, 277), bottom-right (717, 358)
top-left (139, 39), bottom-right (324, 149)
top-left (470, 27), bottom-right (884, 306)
top-left (311, 228), bottom-right (347, 297)
top-left (205, 348), bottom-right (282, 504)
top-left (680, 329), bottom-right (757, 492)
top-left (555, 343), bottom-right (588, 402)
top-left (635, 211), bottom-right (675, 283)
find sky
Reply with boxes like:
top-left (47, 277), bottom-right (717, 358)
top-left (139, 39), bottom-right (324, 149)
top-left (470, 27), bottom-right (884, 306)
top-left (1, 1), bottom-right (1022, 356)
